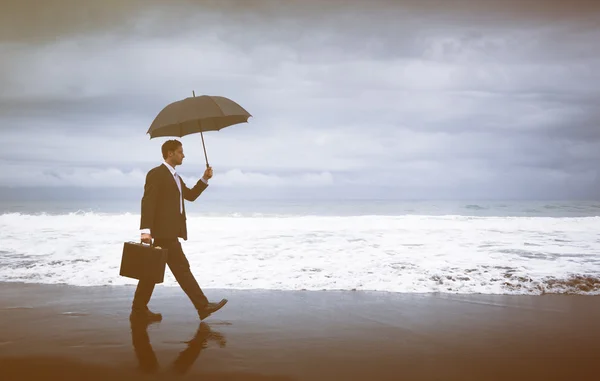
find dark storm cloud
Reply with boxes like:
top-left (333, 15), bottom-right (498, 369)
top-left (4, 0), bottom-right (598, 37)
top-left (0, 95), bottom-right (157, 122)
top-left (1, 0), bottom-right (599, 198)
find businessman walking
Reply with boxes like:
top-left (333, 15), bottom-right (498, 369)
top-left (132, 139), bottom-right (227, 322)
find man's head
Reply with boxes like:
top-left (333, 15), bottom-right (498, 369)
top-left (162, 139), bottom-right (185, 167)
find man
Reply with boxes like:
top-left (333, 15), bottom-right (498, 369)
top-left (132, 139), bottom-right (227, 322)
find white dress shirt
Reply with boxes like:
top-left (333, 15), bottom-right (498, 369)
top-left (140, 161), bottom-right (208, 235)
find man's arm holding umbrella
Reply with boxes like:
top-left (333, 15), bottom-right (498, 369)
top-left (182, 166), bottom-right (213, 201)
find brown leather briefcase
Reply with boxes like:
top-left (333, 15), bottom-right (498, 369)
top-left (119, 241), bottom-right (169, 283)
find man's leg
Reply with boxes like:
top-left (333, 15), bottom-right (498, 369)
top-left (131, 279), bottom-right (162, 321)
top-left (132, 280), bottom-right (155, 311)
top-left (158, 239), bottom-right (209, 311)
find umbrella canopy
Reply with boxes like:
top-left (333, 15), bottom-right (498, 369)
top-left (147, 94), bottom-right (252, 138)
top-left (147, 92), bottom-right (252, 167)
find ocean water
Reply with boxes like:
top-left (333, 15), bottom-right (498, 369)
top-left (1, 199), bottom-right (599, 295)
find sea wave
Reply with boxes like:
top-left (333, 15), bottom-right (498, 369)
top-left (1, 213), bottom-right (599, 295)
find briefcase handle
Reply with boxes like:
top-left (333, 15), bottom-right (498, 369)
top-left (140, 240), bottom-right (162, 249)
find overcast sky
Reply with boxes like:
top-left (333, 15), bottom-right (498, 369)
top-left (1, 0), bottom-right (599, 200)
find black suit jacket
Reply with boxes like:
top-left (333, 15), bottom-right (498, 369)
top-left (139, 164), bottom-right (208, 240)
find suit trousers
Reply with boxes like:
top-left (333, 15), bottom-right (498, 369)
top-left (132, 238), bottom-right (209, 311)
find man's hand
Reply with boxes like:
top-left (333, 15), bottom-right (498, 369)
top-left (141, 233), bottom-right (152, 244)
top-left (202, 166), bottom-right (213, 181)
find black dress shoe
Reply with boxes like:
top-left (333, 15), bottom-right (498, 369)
top-left (130, 307), bottom-right (163, 322)
top-left (198, 299), bottom-right (228, 320)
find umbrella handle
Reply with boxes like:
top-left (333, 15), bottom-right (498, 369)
top-left (200, 130), bottom-right (209, 169)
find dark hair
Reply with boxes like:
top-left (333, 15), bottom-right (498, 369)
top-left (161, 139), bottom-right (182, 159)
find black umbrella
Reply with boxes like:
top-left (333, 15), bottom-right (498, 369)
top-left (147, 91), bottom-right (252, 168)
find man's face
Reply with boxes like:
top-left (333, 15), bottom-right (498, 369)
top-left (170, 146), bottom-right (185, 165)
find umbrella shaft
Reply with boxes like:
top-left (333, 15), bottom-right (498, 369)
top-left (194, 90), bottom-right (209, 168)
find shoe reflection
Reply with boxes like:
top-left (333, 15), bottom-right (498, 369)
top-left (130, 317), bottom-right (226, 375)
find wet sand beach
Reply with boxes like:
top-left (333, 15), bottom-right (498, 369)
top-left (1, 282), bottom-right (599, 380)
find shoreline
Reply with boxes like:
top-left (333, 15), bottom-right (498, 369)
top-left (1, 279), bottom-right (599, 296)
top-left (1, 282), bottom-right (599, 380)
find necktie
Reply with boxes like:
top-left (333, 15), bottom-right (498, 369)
top-left (173, 172), bottom-right (183, 213)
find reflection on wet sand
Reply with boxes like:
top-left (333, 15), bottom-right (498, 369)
top-left (1, 315), bottom-right (294, 381)
top-left (130, 316), bottom-right (227, 375)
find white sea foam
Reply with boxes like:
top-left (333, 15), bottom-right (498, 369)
top-left (0, 212), bottom-right (599, 295)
